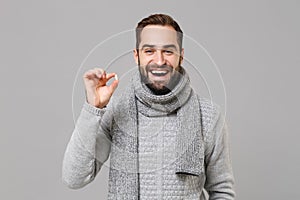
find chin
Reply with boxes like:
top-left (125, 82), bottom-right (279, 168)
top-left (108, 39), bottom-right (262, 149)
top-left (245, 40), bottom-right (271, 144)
top-left (146, 82), bottom-right (171, 95)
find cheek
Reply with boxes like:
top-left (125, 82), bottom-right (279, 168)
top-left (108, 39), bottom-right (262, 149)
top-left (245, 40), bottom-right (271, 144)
top-left (139, 53), bottom-right (155, 65)
top-left (170, 58), bottom-right (180, 69)
top-left (139, 66), bottom-right (148, 77)
top-left (138, 53), bottom-right (147, 61)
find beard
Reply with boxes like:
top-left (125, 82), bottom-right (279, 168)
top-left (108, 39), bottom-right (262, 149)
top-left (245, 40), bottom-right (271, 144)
top-left (138, 62), bottom-right (182, 95)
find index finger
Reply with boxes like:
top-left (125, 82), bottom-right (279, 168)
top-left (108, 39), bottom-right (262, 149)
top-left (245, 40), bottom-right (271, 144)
top-left (106, 73), bottom-right (118, 81)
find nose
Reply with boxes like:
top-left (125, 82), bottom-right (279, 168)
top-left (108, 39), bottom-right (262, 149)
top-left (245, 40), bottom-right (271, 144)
top-left (154, 50), bottom-right (166, 66)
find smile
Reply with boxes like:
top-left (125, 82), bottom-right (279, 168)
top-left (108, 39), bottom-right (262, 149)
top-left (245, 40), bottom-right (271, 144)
top-left (150, 70), bottom-right (169, 76)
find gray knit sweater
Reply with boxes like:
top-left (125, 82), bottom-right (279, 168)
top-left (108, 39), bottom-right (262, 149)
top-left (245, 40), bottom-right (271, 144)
top-left (62, 70), bottom-right (235, 199)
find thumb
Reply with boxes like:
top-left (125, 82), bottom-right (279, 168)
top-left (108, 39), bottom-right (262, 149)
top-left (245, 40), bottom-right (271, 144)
top-left (108, 80), bottom-right (119, 93)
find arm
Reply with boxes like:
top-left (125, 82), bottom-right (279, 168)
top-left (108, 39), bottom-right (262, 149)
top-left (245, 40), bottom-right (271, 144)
top-left (204, 113), bottom-right (235, 199)
top-left (62, 101), bottom-right (112, 189)
top-left (62, 68), bottom-right (118, 189)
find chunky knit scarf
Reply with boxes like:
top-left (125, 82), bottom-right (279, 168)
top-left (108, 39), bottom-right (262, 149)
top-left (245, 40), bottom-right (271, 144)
top-left (107, 68), bottom-right (204, 199)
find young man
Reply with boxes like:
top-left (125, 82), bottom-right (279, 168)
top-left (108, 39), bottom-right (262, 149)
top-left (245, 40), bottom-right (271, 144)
top-left (63, 14), bottom-right (235, 199)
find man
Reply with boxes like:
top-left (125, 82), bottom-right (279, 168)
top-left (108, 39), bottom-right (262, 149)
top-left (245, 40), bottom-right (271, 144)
top-left (63, 14), bottom-right (235, 199)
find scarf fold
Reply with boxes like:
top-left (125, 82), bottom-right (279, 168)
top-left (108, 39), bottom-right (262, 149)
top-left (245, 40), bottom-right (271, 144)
top-left (108, 68), bottom-right (204, 199)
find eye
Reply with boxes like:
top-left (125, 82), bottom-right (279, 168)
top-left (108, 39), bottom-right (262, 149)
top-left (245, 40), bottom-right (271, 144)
top-left (144, 48), bottom-right (155, 54)
top-left (163, 50), bottom-right (174, 55)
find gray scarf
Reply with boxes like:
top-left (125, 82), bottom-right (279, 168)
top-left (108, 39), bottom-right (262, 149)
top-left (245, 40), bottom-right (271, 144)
top-left (107, 68), bottom-right (204, 199)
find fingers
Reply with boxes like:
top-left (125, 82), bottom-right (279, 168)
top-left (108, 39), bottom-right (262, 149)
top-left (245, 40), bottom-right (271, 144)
top-left (105, 73), bottom-right (118, 81)
top-left (83, 68), bottom-right (106, 81)
top-left (93, 68), bottom-right (105, 79)
top-left (105, 73), bottom-right (119, 92)
top-left (83, 68), bottom-right (119, 86)
top-left (94, 70), bottom-right (102, 79)
top-left (95, 70), bottom-right (118, 83)
top-left (108, 78), bottom-right (119, 92)
top-left (83, 69), bottom-right (97, 79)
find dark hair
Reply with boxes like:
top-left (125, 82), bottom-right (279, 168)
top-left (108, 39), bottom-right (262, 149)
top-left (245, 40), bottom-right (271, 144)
top-left (135, 14), bottom-right (183, 51)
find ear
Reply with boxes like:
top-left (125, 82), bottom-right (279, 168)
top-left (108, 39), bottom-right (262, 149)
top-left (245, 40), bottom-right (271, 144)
top-left (180, 48), bottom-right (184, 65)
top-left (133, 49), bottom-right (139, 65)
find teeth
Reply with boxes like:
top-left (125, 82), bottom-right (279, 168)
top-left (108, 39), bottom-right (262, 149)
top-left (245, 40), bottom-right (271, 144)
top-left (151, 70), bottom-right (167, 74)
top-left (150, 70), bottom-right (168, 77)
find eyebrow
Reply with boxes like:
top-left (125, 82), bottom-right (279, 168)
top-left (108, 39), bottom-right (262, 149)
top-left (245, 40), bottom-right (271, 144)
top-left (141, 44), bottom-right (178, 50)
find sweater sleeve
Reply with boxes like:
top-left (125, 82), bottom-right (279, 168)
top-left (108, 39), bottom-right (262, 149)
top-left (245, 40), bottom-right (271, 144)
top-left (204, 112), bottom-right (236, 199)
top-left (62, 101), bottom-right (112, 189)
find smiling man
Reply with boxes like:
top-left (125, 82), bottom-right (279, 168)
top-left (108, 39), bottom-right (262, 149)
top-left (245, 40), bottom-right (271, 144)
top-left (135, 24), bottom-right (183, 94)
top-left (63, 14), bottom-right (235, 199)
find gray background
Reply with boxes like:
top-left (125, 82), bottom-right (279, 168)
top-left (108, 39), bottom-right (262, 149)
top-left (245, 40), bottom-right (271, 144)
top-left (1, 0), bottom-right (299, 199)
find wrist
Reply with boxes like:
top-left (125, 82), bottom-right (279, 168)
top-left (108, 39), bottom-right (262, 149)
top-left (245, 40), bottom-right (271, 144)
top-left (84, 90), bottom-right (99, 108)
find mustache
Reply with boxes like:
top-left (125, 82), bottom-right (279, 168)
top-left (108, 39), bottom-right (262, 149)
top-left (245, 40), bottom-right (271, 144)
top-left (145, 63), bottom-right (173, 72)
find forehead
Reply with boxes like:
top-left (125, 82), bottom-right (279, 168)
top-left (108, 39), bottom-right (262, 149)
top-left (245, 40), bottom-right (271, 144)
top-left (139, 25), bottom-right (178, 48)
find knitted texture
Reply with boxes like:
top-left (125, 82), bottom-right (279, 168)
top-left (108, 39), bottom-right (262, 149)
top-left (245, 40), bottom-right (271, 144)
top-left (106, 68), bottom-right (204, 199)
top-left (137, 103), bottom-right (203, 199)
top-left (62, 68), bottom-right (235, 199)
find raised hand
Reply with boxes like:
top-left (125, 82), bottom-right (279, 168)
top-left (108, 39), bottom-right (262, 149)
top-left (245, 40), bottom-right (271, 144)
top-left (83, 68), bottom-right (118, 108)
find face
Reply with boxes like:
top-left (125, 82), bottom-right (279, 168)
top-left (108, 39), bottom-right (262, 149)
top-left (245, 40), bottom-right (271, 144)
top-left (134, 25), bottom-right (184, 93)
